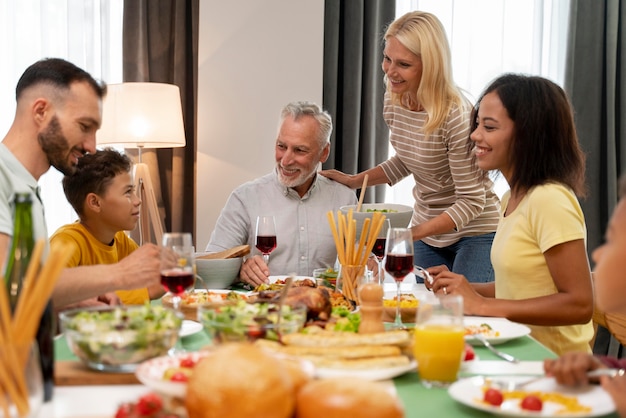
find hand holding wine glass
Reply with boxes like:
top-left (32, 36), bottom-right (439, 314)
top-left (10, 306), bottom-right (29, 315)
top-left (255, 215), bottom-right (277, 265)
top-left (384, 227), bottom-right (414, 329)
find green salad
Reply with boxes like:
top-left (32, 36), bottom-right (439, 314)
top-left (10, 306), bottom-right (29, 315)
top-left (199, 300), bottom-right (307, 342)
top-left (61, 304), bottom-right (182, 371)
top-left (365, 208), bottom-right (398, 213)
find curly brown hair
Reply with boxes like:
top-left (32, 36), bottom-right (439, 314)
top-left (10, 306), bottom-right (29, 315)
top-left (62, 148), bottom-right (132, 217)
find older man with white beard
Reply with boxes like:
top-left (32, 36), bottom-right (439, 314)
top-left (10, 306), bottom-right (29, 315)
top-left (205, 101), bottom-right (357, 286)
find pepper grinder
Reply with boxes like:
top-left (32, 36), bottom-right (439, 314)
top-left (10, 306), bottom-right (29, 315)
top-left (357, 281), bottom-right (385, 334)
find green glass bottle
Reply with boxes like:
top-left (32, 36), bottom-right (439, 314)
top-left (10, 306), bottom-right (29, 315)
top-left (5, 193), bottom-right (34, 311)
top-left (4, 192), bottom-right (55, 402)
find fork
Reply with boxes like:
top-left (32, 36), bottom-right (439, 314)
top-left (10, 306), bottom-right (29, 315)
top-left (486, 369), bottom-right (626, 391)
top-left (414, 265), bottom-right (433, 285)
top-left (473, 333), bottom-right (520, 363)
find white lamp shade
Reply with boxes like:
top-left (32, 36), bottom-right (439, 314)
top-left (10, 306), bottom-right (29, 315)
top-left (97, 82), bottom-right (186, 148)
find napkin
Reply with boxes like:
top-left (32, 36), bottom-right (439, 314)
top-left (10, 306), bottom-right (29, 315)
top-left (460, 360), bottom-right (545, 377)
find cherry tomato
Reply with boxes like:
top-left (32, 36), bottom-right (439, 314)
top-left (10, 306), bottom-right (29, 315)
top-left (483, 388), bottom-right (504, 406)
top-left (179, 357), bottom-right (196, 368)
top-left (136, 393), bottom-right (163, 416)
top-left (114, 403), bottom-right (134, 418)
top-left (463, 344), bottom-right (476, 361)
top-left (169, 371), bottom-right (189, 382)
top-left (520, 395), bottom-right (543, 411)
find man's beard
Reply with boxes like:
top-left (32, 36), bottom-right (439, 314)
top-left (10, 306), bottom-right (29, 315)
top-left (277, 165), bottom-right (316, 188)
top-left (38, 116), bottom-right (78, 175)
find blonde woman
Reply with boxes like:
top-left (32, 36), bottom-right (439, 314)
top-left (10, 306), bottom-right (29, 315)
top-left (322, 11), bottom-right (500, 282)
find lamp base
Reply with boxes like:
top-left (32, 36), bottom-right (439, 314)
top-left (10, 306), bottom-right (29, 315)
top-left (134, 162), bottom-right (164, 245)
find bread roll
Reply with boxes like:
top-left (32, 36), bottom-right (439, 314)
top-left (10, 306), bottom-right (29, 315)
top-left (185, 343), bottom-right (295, 418)
top-left (295, 378), bottom-right (404, 418)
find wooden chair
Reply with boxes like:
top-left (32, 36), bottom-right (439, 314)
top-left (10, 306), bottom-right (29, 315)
top-left (592, 306), bottom-right (626, 354)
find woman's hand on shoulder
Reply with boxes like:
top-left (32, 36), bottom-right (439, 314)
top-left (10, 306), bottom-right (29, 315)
top-left (319, 169), bottom-right (357, 188)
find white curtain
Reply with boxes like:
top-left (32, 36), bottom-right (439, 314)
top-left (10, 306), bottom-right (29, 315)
top-left (388, 0), bottom-right (571, 204)
top-left (0, 0), bottom-right (123, 236)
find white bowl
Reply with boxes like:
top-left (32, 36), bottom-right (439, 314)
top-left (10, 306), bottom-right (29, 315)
top-left (339, 203), bottom-right (413, 238)
top-left (194, 256), bottom-right (242, 289)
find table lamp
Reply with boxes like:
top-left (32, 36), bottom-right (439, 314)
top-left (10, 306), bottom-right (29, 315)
top-left (96, 82), bottom-right (186, 245)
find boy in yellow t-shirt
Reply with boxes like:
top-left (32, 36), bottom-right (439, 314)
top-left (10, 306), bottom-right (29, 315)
top-left (51, 148), bottom-right (164, 306)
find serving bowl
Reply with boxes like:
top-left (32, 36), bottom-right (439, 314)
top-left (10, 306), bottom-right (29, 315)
top-left (59, 305), bottom-right (183, 372)
top-left (339, 203), bottom-right (413, 238)
top-left (198, 300), bottom-right (307, 344)
top-left (194, 255), bottom-right (242, 289)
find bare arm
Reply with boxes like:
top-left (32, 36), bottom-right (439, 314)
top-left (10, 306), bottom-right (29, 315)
top-left (52, 243), bottom-right (163, 308)
top-left (431, 239), bottom-right (593, 325)
top-left (319, 166), bottom-right (389, 189)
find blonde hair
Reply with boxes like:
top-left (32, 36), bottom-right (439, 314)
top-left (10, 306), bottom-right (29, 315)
top-left (384, 11), bottom-right (467, 136)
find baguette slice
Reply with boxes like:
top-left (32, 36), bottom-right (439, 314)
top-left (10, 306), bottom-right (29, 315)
top-left (303, 355), bottom-right (411, 370)
top-left (281, 330), bottom-right (411, 348)
top-left (255, 339), bottom-right (402, 359)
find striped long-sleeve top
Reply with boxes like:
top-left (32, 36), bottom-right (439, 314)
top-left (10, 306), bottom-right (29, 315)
top-left (379, 92), bottom-right (501, 247)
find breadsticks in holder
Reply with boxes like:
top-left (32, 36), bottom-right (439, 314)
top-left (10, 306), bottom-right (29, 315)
top-left (326, 209), bottom-right (386, 302)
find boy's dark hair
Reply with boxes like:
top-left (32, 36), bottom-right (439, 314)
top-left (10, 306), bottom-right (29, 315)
top-left (16, 57), bottom-right (107, 100)
top-left (63, 148), bottom-right (132, 217)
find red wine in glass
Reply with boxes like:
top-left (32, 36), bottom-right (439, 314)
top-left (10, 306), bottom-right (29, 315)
top-left (256, 235), bottom-right (277, 255)
top-left (372, 238), bottom-right (386, 260)
top-left (161, 270), bottom-right (195, 295)
top-left (385, 254), bottom-right (414, 281)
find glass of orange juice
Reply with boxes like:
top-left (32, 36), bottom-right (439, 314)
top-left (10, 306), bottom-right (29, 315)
top-left (413, 293), bottom-right (464, 388)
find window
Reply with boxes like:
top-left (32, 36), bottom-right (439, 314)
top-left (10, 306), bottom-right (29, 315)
top-left (386, 0), bottom-right (571, 205)
top-left (0, 0), bottom-right (123, 236)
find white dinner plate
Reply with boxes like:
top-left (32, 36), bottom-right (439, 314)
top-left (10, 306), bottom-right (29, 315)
top-left (464, 316), bottom-right (531, 346)
top-left (135, 351), bottom-right (210, 398)
top-left (315, 360), bottom-right (416, 381)
top-left (448, 375), bottom-right (616, 417)
top-left (179, 320), bottom-right (203, 337)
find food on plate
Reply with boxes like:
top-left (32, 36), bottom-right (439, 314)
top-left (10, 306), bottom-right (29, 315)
top-left (281, 329), bottom-right (411, 347)
top-left (383, 293), bottom-right (418, 308)
top-left (198, 300), bottom-right (307, 343)
top-left (295, 378), bottom-right (404, 418)
top-left (324, 306), bottom-right (361, 332)
top-left (60, 305), bottom-right (182, 370)
top-left (463, 343), bottom-right (476, 361)
top-left (483, 387), bottom-right (504, 406)
top-left (465, 322), bottom-right (501, 338)
top-left (114, 392), bottom-right (183, 418)
top-left (520, 394), bottom-right (543, 411)
top-left (178, 290), bottom-right (249, 306)
top-left (255, 277), bottom-right (317, 292)
top-left (256, 329), bottom-right (412, 370)
top-left (161, 354), bottom-right (201, 383)
top-left (185, 344), bottom-right (297, 418)
top-left (478, 386), bottom-right (592, 414)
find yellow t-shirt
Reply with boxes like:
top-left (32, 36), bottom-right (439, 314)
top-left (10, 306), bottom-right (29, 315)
top-left (491, 183), bottom-right (593, 355)
top-left (50, 222), bottom-right (149, 305)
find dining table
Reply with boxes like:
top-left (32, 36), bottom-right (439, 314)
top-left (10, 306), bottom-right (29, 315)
top-left (42, 283), bottom-right (619, 418)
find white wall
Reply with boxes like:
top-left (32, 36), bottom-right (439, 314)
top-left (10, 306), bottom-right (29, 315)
top-left (196, 0), bottom-right (325, 249)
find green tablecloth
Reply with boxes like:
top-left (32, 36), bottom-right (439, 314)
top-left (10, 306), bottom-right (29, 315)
top-left (55, 311), bottom-right (617, 418)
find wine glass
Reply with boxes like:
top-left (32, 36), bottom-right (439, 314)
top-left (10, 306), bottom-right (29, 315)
top-left (255, 215), bottom-right (277, 265)
top-left (384, 227), bottom-right (414, 329)
top-left (371, 218), bottom-right (391, 284)
top-left (161, 232), bottom-right (194, 355)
